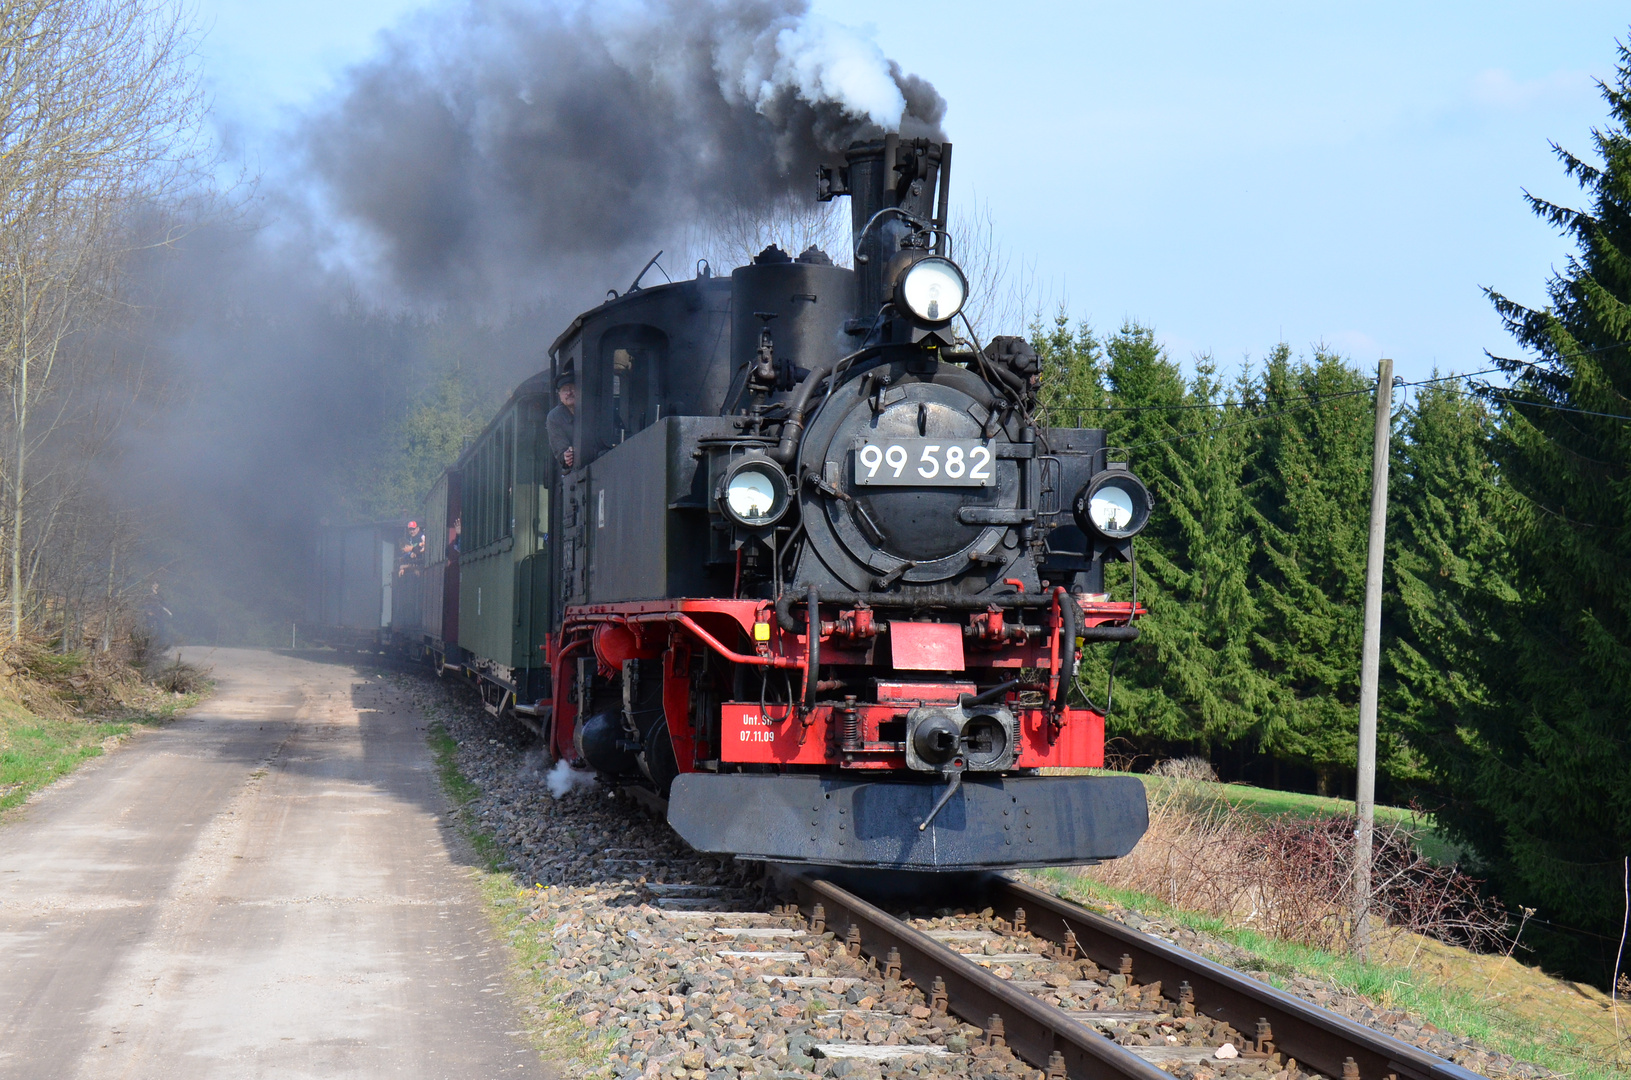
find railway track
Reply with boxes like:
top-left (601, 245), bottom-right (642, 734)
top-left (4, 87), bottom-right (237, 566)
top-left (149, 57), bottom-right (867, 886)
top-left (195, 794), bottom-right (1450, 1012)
top-left (425, 685), bottom-right (1514, 1080)
top-left (774, 872), bottom-right (1487, 1080)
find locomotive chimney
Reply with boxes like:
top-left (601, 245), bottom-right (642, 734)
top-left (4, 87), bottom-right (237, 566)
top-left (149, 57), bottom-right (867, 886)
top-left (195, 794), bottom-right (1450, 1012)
top-left (821, 137), bottom-right (951, 327)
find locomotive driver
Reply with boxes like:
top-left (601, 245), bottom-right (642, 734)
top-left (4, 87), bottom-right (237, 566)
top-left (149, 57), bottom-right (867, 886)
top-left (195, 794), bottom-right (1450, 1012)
top-left (547, 365), bottom-right (576, 469)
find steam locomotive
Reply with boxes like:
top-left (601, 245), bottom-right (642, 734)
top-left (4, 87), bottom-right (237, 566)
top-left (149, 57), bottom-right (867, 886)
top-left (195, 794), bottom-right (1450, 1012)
top-left (338, 136), bottom-right (1153, 871)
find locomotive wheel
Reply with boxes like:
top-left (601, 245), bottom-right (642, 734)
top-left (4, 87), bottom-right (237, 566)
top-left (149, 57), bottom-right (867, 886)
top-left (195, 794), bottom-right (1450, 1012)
top-left (643, 719), bottom-right (679, 799)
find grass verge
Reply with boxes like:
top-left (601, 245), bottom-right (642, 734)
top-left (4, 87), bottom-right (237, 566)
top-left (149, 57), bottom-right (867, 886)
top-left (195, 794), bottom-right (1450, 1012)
top-left (424, 715), bottom-right (616, 1079)
top-left (0, 690), bottom-right (202, 815)
top-left (482, 875), bottom-right (623, 1079)
top-left (1139, 776), bottom-right (1464, 865)
top-left (1037, 870), bottom-right (1626, 1080)
top-left (426, 719), bottom-right (503, 869)
top-left (1057, 767), bottom-right (1464, 866)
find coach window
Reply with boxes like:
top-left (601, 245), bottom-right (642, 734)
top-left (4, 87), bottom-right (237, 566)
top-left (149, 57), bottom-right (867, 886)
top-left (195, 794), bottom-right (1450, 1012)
top-left (502, 413), bottom-right (515, 537)
top-left (468, 442), bottom-right (482, 550)
top-left (480, 434), bottom-right (491, 546)
top-left (472, 438), bottom-right (491, 550)
top-left (466, 416), bottom-right (515, 552)
top-left (601, 325), bottom-right (668, 442)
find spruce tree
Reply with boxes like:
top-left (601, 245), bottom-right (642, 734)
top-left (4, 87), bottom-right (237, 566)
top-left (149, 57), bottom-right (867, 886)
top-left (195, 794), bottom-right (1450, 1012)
top-left (1037, 317), bottom-right (1269, 756)
top-left (1384, 383), bottom-right (1511, 796)
top-left (1451, 43), bottom-right (1631, 959)
top-left (1092, 324), bottom-right (1269, 750)
top-left (1034, 311), bottom-right (1106, 417)
top-left (1037, 318), bottom-right (1437, 794)
top-left (1244, 347), bottom-right (1384, 793)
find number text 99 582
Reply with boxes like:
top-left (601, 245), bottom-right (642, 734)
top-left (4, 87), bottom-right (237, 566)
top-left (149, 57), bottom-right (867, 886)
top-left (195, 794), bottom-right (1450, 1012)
top-left (852, 438), bottom-right (994, 487)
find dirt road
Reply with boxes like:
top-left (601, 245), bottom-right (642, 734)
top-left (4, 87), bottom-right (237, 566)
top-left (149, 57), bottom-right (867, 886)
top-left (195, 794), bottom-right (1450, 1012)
top-left (0, 648), bottom-right (548, 1080)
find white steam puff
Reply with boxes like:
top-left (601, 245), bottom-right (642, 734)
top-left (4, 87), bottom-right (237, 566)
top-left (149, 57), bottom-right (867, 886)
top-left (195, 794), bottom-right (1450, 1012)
top-left (546, 759), bottom-right (598, 798)
top-left (734, 13), bottom-right (908, 132)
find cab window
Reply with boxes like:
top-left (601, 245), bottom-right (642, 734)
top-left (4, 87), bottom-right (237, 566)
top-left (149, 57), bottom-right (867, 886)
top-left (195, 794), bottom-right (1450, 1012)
top-left (600, 325), bottom-right (667, 442)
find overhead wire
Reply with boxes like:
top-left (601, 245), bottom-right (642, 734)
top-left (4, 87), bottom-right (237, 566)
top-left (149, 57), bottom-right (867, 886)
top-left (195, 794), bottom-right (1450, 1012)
top-left (1039, 367), bottom-right (1508, 418)
top-left (1443, 386), bottom-right (1631, 424)
top-left (1044, 385), bottom-right (1380, 415)
top-left (1034, 363), bottom-right (1631, 458)
top-left (1038, 338), bottom-right (1631, 425)
top-left (1043, 338), bottom-right (1631, 419)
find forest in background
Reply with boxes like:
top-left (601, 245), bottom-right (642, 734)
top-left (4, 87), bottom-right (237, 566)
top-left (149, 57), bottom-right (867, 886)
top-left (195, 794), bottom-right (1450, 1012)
top-left (1028, 44), bottom-right (1631, 979)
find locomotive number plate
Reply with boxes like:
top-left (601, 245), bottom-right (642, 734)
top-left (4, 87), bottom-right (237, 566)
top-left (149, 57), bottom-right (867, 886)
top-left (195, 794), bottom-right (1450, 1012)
top-left (852, 438), bottom-right (994, 487)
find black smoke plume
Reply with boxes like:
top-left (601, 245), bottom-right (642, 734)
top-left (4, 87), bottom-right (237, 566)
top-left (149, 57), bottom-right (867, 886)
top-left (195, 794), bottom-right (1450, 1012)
top-left (298, 0), bottom-right (945, 304)
top-left (115, 0), bottom-right (945, 641)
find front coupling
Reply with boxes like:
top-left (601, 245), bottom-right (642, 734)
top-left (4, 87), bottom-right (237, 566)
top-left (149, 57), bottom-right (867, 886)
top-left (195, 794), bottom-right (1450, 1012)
top-left (904, 704), bottom-right (1019, 773)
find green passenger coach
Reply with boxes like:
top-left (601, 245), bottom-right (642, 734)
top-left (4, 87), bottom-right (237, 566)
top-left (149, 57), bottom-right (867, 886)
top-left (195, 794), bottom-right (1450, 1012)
top-left (454, 372), bottom-right (558, 715)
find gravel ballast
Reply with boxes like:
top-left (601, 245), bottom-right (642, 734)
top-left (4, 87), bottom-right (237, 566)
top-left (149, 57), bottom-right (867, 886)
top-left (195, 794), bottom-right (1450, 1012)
top-left (406, 671), bottom-right (1549, 1080)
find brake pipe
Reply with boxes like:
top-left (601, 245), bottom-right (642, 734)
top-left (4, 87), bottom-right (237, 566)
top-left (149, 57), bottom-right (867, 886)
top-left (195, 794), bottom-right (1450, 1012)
top-left (548, 634), bottom-right (594, 760)
top-left (774, 587), bottom-right (1069, 633)
top-left (805, 584), bottom-right (820, 708)
top-left (567, 611), bottom-right (802, 671)
top-left (1046, 587), bottom-right (1064, 707)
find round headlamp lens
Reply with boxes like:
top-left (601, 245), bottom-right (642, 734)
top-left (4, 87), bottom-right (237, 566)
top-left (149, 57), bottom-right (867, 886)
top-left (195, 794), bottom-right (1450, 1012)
top-left (720, 458), bottom-right (790, 527)
top-left (1088, 484), bottom-right (1136, 534)
top-left (899, 257), bottom-right (968, 323)
top-left (1074, 467), bottom-right (1152, 541)
top-left (727, 470), bottom-right (777, 520)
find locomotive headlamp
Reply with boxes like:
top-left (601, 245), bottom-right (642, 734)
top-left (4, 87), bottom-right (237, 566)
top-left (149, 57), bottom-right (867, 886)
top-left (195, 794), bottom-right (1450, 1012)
top-left (896, 256), bottom-right (968, 324)
top-left (1074, 466), bottom-right (1152, 541)
top-left (719, 456), bottom-right (791, 528)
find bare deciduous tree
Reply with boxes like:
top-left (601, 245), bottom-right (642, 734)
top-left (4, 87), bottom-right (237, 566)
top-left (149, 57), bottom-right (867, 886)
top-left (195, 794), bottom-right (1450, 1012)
top-left (686, 193), bottom-right (852, 275)
top-left (0, 0), bottom-right (204, 637)
top-left (947, 198), bottom-right (1042, 345)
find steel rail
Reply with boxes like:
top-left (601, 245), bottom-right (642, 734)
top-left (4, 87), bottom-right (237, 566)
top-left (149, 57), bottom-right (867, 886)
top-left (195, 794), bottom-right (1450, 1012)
top-left (781, 871), bottom-right (1486, 1080)
top-left (784, 873), bottom-right (1172, 1080)
top-left (990, 878), bottom-right (1486, 1080)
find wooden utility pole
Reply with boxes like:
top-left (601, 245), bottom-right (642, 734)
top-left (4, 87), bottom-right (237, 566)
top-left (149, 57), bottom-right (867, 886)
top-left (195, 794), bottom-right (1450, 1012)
top-left (1354, 357), bottom-right (1394, 959)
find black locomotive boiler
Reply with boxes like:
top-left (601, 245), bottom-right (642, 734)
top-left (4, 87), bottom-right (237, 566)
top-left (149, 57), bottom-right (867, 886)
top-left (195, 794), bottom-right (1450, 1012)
top-left (387, 135), bottom-right (1152, 871)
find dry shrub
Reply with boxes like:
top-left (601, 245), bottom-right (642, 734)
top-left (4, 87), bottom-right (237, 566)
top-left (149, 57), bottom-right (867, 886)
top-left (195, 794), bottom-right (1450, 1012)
top-left (1084, 774), bottom-right (1510, 953)
top-left (0, 626), bottom-right (209, 718)
top-left (151, 655), bottom-right (208, 694)
top-left (1150, 756), bottom-right (1219, 782)
top-left (1263, 813), bottom-right (1510, 952)
top-left (1087, 772), bottom-right (1262, 916)
top-left (1101, 738), bottom-right (1154, 774)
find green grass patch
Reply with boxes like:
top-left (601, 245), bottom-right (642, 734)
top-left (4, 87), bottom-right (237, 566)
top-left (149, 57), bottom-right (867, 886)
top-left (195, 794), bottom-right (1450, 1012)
top-left (421, 712), bottom-right (614, 1078)
top-left (481, 876), bottom-right (623, 1079)
top-left (1037, 870), bottom-right (1624, 1080)
top-left (0, 691), bottom-right (201, 815)
top-left (425, 719), bottom-right (504, 869)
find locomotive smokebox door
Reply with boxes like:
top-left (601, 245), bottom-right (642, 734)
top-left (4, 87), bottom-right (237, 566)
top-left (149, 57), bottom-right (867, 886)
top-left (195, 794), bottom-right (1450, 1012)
top-left (792, 359), bottom-right (1037, 593)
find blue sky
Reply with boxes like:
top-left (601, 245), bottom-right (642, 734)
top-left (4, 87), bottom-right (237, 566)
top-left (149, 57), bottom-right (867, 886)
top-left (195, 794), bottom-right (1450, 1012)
top-left (194, 1), bottom-right (1630, 384)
